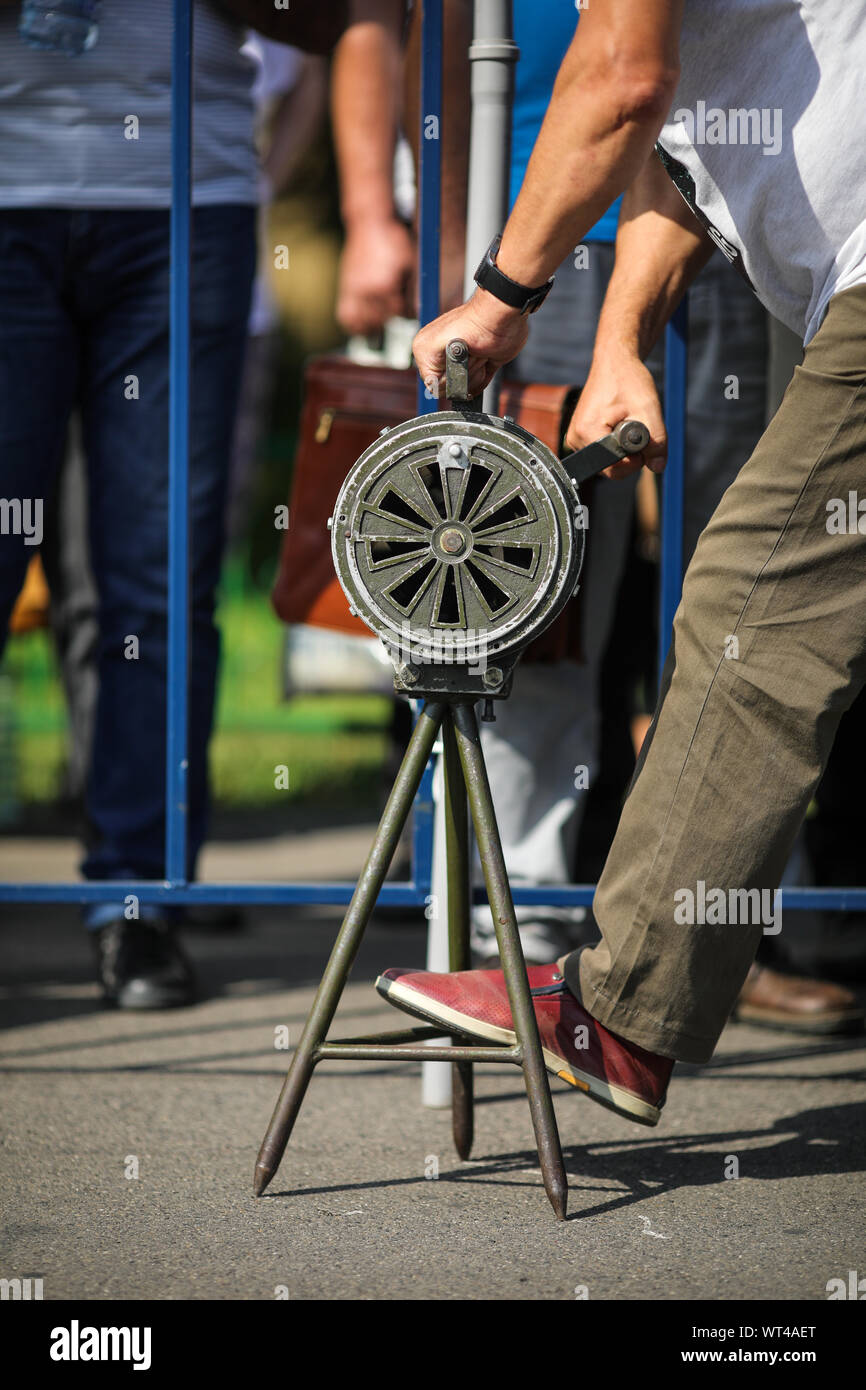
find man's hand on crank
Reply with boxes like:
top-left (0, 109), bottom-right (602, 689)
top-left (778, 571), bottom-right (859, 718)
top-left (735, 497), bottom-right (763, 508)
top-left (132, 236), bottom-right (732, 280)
top-left (412, 289), bottom-right (530, 401)
top-left (565, 350), bottom-right (667, 480)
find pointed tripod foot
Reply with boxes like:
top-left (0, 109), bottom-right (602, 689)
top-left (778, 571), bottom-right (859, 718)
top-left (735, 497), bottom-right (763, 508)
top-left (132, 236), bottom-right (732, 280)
top-left (454, 1134), bottom-right (473, 1161)
top-left (451, 1059), bottom-right (474, 1160)
top-left (535, 1107), bottom-right (569, 1219)
top-left (546, 1177), bottom-right (568, 1221)
top-left (253, 1162), bottom-right (273, 1198)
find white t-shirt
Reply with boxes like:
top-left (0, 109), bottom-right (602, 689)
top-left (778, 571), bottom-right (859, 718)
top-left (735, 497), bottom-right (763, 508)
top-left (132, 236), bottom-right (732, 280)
top-left (0, 1), bottom-right (259, 208)
top-left (658, 0), bottom-right (866, 343)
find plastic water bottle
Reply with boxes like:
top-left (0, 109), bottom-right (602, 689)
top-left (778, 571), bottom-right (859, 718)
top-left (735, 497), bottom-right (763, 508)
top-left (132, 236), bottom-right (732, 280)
top-left (18, 1), bottom-right (101, 55)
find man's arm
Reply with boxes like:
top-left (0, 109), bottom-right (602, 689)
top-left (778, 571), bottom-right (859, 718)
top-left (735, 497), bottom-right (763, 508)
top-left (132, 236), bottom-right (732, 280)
top-left (331, 0), bottom-right (413, 335)
top-left (412, 0), bottom-right (683, 398)
top-left (591, 150), bottom-right (714, 364)
top-left (563, 150), bottom-right (715, 475)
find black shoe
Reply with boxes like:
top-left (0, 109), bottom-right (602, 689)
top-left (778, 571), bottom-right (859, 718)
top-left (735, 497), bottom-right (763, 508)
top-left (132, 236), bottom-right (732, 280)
top-left (94, 917), bottom-right (195, 1010)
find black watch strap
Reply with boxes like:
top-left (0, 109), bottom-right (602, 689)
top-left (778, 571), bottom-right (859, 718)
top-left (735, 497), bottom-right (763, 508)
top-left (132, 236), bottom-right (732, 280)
top-left (473, 234), bottom-right (554, 315)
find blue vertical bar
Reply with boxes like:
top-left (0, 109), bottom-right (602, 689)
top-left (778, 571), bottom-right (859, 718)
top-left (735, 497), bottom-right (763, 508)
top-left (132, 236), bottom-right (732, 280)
top-left (167, 0), bottom-right (192, 883)
top-left (417, 0), bottom-right (442, 416)
top-left (658, 298), bottom-right (688, 683)
top-left (411, 0), bottom-right (443, 897)
top-left (412, 756), bottom-right (436, 895)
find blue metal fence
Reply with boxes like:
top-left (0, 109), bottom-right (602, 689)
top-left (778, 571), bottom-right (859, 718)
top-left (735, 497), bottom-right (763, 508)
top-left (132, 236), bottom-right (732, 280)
top-left (167, 0), bottom-right (193, 890)
top-left (2, 0), bottom-right (863, 914)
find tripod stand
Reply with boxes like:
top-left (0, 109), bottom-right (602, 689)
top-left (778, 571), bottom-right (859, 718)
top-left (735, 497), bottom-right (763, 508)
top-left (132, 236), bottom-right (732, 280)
top-left (253, 697), bottom-right (569, 1220)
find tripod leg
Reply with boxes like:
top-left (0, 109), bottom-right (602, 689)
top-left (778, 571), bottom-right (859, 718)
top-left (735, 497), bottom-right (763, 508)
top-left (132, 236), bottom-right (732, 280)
top-left (253, 700), bottom-right (446, 1197)
top-left (442, 715), bottom-right (474, 1160)
top-left (452, 701), bottom-right (568, 1221)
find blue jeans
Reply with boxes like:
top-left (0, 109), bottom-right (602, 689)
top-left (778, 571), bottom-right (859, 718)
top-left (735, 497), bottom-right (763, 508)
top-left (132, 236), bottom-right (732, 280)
top-left (0, 206), bottom-right (256, 909)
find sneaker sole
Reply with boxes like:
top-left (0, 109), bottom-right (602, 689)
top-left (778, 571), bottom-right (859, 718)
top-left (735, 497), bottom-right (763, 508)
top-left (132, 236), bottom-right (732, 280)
top-left (376, 974), bottom-right (661, 1126)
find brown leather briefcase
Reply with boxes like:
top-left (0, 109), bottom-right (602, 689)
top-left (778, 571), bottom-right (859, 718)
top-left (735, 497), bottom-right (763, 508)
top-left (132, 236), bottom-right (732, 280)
top-left (271, 356), bottom-right (586, 662)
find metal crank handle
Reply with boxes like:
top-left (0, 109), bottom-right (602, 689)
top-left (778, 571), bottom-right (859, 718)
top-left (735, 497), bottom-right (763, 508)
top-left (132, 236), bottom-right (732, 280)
top-left (444, 338), bottom-right (484, 413)
top-left (560, 418), bottom-right (650, 489)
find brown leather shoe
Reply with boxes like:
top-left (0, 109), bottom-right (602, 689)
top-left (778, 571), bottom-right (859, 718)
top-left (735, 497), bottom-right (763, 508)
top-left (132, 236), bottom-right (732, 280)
top-left (734, 964), bottom-right (863, 1034)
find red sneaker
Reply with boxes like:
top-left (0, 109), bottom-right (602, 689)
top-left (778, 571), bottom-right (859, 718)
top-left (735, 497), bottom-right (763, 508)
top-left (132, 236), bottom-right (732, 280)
top-left (376, 964), bottom-right (673, 1126)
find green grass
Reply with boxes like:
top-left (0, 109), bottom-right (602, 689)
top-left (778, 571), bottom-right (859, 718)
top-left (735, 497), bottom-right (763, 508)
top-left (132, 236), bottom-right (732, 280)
top-left (1, 566), bottom-right (392, 812)
top-left (209, 728), bottom-right (387, 807)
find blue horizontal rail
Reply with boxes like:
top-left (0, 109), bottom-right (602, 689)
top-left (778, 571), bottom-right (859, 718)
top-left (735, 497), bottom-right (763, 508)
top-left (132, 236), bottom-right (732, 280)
top-left (1, 880), bottom-right (861, 911)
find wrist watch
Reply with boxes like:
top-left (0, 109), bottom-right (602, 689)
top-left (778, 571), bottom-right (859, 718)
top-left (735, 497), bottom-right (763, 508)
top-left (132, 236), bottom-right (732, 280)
top-left (473, 234), bottom-right (555, 315)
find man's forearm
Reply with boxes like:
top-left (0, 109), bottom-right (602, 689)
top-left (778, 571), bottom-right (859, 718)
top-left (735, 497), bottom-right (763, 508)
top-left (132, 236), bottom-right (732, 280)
top-left (332, 0), bottom-right (404, 228)
top-left (593, 151), bottom-right (715, 363)
top-left (496, 0), bottom-right (682, 289)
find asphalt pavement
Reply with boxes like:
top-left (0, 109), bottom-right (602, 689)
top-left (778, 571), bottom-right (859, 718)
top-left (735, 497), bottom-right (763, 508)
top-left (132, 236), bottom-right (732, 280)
top-left (1, 830), bottom-right (865, 1302)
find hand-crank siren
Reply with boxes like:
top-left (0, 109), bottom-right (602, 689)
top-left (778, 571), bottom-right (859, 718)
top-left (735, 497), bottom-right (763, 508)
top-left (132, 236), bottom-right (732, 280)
top-left (254, 343), bottom-right (650, 1219)
top-left (330, 339), bottom-right (649, 699)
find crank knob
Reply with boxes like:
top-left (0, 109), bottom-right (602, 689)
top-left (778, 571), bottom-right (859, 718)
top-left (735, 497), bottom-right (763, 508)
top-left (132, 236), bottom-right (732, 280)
top-left (612, 419), bottom-right (650, 455)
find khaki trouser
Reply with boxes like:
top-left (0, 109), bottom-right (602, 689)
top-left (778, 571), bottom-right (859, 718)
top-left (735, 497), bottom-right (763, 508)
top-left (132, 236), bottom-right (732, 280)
top-left (565, 284), bottom-right (866, 1063)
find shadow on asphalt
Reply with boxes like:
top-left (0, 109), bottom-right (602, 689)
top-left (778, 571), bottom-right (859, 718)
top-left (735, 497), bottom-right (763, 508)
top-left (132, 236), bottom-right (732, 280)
top-left (0, 903), bottom-right (429, 1030)
top-left (262, 1100), bottom-right (866, 1222)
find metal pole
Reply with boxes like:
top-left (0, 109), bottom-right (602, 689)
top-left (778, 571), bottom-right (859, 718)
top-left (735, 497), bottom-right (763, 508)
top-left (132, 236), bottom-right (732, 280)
top-left (166, 0), bottom-right (192, 883)
top-left (421, 0), bottom-right (520, 1105)
top-left (463, 0), bottom-right (518, 414)
top-left (417, 0), bottom-right (449, 1104)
